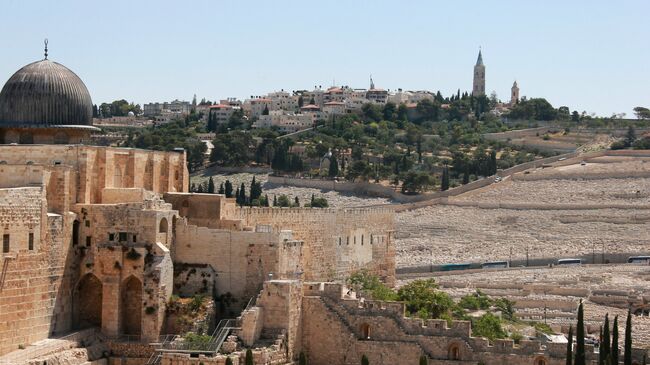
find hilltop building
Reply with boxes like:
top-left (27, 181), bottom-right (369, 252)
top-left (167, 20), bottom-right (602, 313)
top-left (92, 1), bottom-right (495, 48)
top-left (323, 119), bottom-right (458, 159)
top-left (511, 80), bottom-right (520, 105)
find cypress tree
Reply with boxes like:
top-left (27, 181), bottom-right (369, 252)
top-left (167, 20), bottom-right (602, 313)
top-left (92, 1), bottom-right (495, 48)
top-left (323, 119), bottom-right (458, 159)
top-left (239, 183), bottom-right (246, 206)
top-left (361, 354), bottom-right (369, 365)
top-left (462, 167), bottom-right (470, 185)
top-left (235, 187), bottom-right (240, 204)
top-left (604, 314), bottom-right (611, 362)
top-left (294, 196), bottom-right (300, 207)
top-left (599, 326), bottom-right (604, 365)
top-left (490, 150), bottom-right (498, 175)
top-left (207, 177), bottom-right (215, 193)
top-left (299, 351), bottom-right (307, 365)
top-left (328, 156), bottom-right (339, 177)
top-left (218, 182), bottom-right (225, 194)
top-left (263, 194), bottom-right (269, 207)
top-left (225, 180), bottom-right (233, 198)
top-left (624, 310), bottom-right (632, 365)
top-left (225, 357), bottom-right (233, 365)
top-left (273, 195), bottom-right (277, 206)
top-left (419, 355), bottom-right (427, 365)
top-left (566, 325), bottom-right (573, 365)
top-left (601, 313), bottom-right (611, 364)
top-left (245, 349), bottom-right (254, 365)
top-left (575, 301), bottom-right (586, 365)
top-left (612, 315), bottom-right (619, 365)
top-left (441, 167), bottom-right (450, 191)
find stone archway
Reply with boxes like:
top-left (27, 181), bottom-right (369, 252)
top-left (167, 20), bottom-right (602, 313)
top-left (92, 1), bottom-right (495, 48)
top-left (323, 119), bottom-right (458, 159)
top-left (534, 356), bottom-right (547, 365)
top-left (74, 273), bottom-right (103, 329)
top-left (121, 276), bottom-right (142, 336)
top-left (448, 343), bottom-right (461, 360)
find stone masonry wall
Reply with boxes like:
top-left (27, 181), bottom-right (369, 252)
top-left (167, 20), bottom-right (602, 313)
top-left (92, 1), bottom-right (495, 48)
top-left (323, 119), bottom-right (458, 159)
top-left (0, 187), bottom-right (74, 356)
top-left (239, 207), bottom-right (395, 285)
top-left (174, 222), bottom-right (303, 304)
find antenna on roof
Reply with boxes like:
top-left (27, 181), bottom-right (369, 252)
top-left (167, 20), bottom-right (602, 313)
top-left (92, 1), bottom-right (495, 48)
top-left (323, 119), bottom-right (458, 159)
top-left (44, 39), bottom-right (48, 60)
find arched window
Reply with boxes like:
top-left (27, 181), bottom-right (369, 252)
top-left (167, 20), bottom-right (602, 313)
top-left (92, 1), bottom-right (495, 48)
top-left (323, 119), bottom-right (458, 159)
top-left (159, 217), bottom-right (168, 233)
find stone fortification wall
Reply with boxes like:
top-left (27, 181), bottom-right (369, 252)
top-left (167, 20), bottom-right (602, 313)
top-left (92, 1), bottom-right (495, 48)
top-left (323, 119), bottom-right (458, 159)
top-left (300, 283), bottom-right (602, 365)
top-left (164, 193), bottom-right (239, 230)
top-left (174, 222), bottom-right (303, 304)
top-left (0, 187), bottom-right (75, 356)
top-left (0, 145), bottom-right (188, 205)
top-left (239, 207), bottom-right (395, 285)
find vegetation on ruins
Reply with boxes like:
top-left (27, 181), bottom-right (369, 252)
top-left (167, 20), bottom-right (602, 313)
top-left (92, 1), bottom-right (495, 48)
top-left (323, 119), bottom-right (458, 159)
top-left (125, 248), bottom-right (142, 260)
top-left (245, 349), bottom-right (254, 365)
top-left (347, 272), bottom-right (519, 342)
top-left (183, 332), bottom-right (213, 351)
top-left (225, 357), bottom-right (233, 365)
top-left (299, 351), bottom-right (308, 365)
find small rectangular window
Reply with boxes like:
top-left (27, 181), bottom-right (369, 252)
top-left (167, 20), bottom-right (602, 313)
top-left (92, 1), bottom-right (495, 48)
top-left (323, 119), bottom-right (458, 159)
top-left (28, 233), bottom-right (34, 250)
top-left (86, 236), bottom-right (91, 247)
top-left (109, 233), bottom-right (115, 241)
top-left (85, 220), bottom-right (90, 227)
top-left (132, 234), bottom-right (137, 243)
top-left (2, 234), bottom-right (9, 253)
top-left (119, 232), bottom-right (127, 242)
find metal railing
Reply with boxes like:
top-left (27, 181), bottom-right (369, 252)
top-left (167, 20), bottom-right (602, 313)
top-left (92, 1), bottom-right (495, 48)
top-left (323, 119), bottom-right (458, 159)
top-left (146, 319), bottom-right (239, 365)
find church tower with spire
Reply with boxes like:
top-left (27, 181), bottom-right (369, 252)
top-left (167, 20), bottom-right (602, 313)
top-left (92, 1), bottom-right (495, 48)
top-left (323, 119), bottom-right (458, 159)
top-left (472, 49), bottom-right (485, 96)
top-left (510, 81), bottom-right (519, 105)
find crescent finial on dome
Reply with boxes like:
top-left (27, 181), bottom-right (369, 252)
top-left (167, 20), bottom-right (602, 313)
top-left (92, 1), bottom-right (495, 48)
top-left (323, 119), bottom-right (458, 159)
top-left (44, 39), bottom-right (48, 60)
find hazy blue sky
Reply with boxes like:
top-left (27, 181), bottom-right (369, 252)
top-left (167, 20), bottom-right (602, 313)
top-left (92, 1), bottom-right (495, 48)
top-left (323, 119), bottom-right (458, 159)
top-left (0, 0), bottom-right (648, 116)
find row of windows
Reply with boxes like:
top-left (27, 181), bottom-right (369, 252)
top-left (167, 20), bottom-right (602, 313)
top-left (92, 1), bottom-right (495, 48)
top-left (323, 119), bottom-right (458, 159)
top-left (2, 233), bottom-right (35, 253)
top-left (337, 235), bottom-right (385, 246)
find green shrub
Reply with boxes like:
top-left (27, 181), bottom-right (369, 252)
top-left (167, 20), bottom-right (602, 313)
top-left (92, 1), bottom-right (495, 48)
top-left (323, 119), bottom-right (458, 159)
top-left (397, 279), bottom-right (454, 319)
top-left (346, 270), bottom-right (397, 301)
top-left (145, 306), bottom-right (156, 315)
top-left (190, 294), bottom-right (205, 311)
top-left (471, 313), bottom-right (507, 341)
top-left (459, 290), bottom-right (491, 310)
top-left (246, 349), bottom-right (254, 365)
top-left (184, 333), bottom-right (212, 351)
top-left (532, 321), bottom-right (554, 335)
top-left (126, 248), bottom-right (141, 260)
top-left (299, 351), bottom-right (307, 365)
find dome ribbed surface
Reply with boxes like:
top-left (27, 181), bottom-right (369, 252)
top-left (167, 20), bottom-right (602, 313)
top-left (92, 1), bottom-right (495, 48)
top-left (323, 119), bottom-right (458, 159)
top-left (0, 59), bottom-right (93, 128)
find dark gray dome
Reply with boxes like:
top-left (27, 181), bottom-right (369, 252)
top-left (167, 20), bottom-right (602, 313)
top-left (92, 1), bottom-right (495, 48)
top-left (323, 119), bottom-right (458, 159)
top-left (0, 59), bottom-right (94, 128)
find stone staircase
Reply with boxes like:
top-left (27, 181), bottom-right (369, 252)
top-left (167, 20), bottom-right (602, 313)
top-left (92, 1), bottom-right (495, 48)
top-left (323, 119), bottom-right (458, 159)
top-left (0, 328), bottom-right (104, 365)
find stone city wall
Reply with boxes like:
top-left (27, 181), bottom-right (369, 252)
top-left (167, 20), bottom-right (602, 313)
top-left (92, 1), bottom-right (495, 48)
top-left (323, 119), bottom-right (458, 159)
top-left (0, 188), bottom-right (73, 356)
top-left (238, 207), bottom-right (395, 285)
top-left (174, 222), bottom-right (303, 303)
top-left (300, 283), bottom-right (600, 365)
top-left (0, 145), bottom-right (188, 205)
